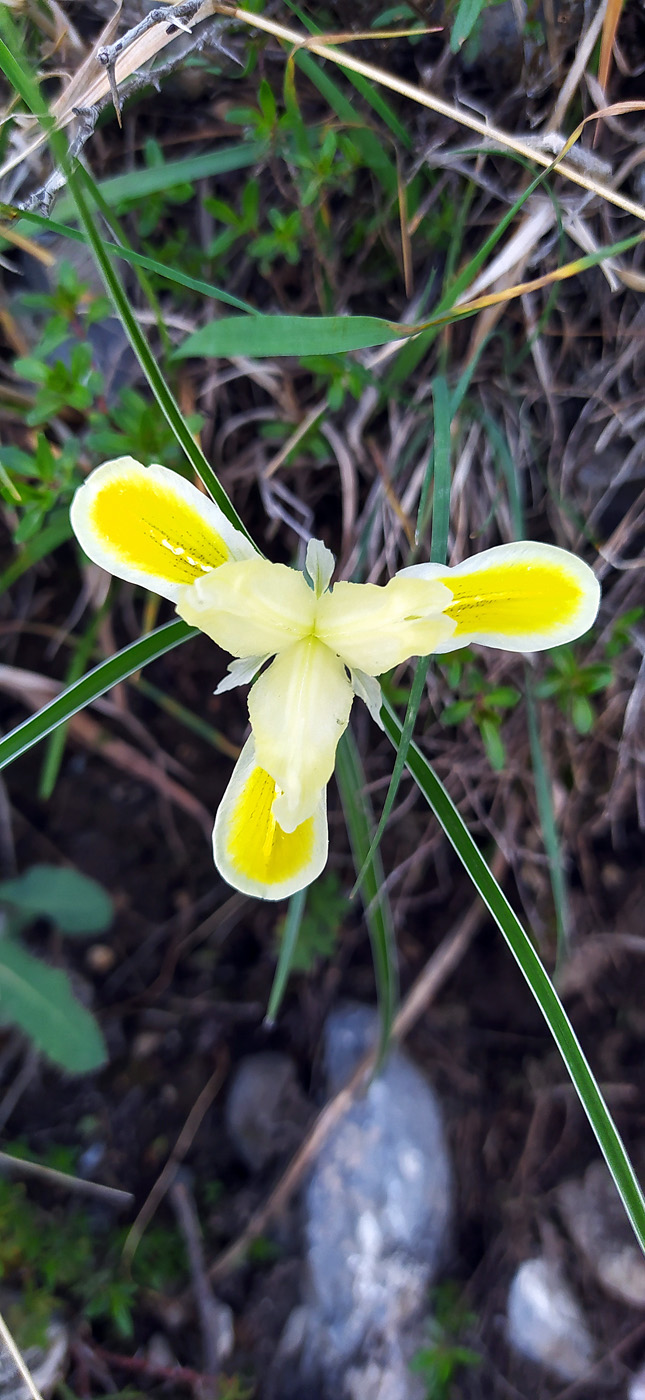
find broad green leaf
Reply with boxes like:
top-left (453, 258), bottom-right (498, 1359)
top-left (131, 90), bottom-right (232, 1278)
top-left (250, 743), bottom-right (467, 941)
top-left (0, 865), bottom-right (113, 936)
top-left (0, 939), bottom-right (107, 1072)
top-left (175, 314), bottom-right (410, 360)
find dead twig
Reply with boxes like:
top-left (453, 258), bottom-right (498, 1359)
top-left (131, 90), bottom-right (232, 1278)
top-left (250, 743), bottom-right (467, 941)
top-left (122, 1052), bottom-right (228, 1266)
top-left (0, 1150), bottom-right (134, 1209)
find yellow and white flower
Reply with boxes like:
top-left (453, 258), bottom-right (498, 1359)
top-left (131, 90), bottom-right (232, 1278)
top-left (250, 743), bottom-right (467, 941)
top-left (71, 456), bottom-right (601, 901)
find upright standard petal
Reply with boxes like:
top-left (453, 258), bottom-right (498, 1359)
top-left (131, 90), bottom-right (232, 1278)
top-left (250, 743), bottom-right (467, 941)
top-left (249, 638), bottom-right (354, 832)
top-left (70, 456), bottom-right (256, 602)
top-left (315, 575), bottom-right (455, 673)
top-left (176, 558), bottom-right (316, 657)
top-left (214, 738), bottom-right (328, 900)
top-left (399, 542), bottom-right (600, 652)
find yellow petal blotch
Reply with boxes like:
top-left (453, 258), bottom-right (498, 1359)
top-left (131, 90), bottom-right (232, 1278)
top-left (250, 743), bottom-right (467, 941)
top-left (90, 474), bottom-right (230, 586)
top-left (442, 559), bottom-right (585, 638)
top-left (224, 764), bottom-right (316, 887)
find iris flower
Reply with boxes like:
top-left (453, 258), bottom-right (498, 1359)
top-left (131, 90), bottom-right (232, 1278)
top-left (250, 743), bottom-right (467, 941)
top-left (70, 456), bottom-right (600, 900)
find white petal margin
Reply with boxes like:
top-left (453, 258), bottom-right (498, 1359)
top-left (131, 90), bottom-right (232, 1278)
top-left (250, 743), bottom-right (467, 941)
top-left (70, 456), bottom-right (256, 602)
top-left (305, 538), bottom-right (335, 597)
top-left (249, 637), bottom-right (354, 832)
top-left (351, 669), bottom-right (384, 730)
top-left (213, 737), bottom-right (328, 900)
top-left (176, 558), bottom-right (316, 657)
top-left (398, 541), bottom-right (601, 653)
top-left (214, 655), bottom-right (271, 696)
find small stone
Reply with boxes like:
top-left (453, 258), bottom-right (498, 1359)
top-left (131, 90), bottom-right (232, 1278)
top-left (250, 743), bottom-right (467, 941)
top-left (225, 1052), bottom-right (308, 1172)
top-left (85, 943), bottom-right (115, 974)
top-left (275, 1003), bottom-right (453, 1398)
top-left (507, 1257), bottom-right (595, 1381)
top-left (628, 1361), bottom-right (645, 1400)
top-left (145, 1333), bottom-right (178, 1371)
top-left (557, 1161), bottom-right (645, 1308)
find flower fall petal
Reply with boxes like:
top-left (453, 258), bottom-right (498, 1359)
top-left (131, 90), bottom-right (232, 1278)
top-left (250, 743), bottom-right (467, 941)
top-left (176, 558), bottom-right (316, 657)
top-left (315, 575), bottom-right (455, 673)
top-left (214, 738), bottom-right (327, 899)
top-left (400, 542), bottom-right (600, 652)
top-left (70, 456), bottom-right (256, 601)
top-left (249, 638), bottom-right (354, 832)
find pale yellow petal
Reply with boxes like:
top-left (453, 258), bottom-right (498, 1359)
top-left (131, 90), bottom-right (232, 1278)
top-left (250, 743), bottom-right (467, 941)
top-left (70, 456), bottom-right (256, 602)
top-left (400, 542), bottom-right (600, 652)
top-left (315, 575), bottom-right (455, 674)
top-left (213, 738), bottom-right (327, 900)
top-left (249, 638), bottom-right (353, 832)
top-left (176, 558), bottom-right (316, 657)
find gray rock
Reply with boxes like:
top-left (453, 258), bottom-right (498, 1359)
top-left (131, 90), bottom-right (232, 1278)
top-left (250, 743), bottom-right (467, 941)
top-left (507, 1257), bottom-right (595, 1382)
top-left (273, 1004), bottom-right (453, 1399)
top-left (557, 1161), bottom-right (645, 1308)
top-left (628, 1361), bottom-right (645, 1400)
top-left (225, 1052), bottom-right (308, 1172)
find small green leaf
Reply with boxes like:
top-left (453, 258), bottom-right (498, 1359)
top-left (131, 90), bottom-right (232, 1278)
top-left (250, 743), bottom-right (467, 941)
top-left (480, 716), bottom-right (506, 771)
top-left (451, 0), bottom-right (488, 50)
top-left (571, 693), bottom-right (595, 734)
top-left (174, 314), bottom-right (409, 361)
top-left (0, 865), bottom-right (113, 936)
top-left (0, 940), bottom-right (107, 1072)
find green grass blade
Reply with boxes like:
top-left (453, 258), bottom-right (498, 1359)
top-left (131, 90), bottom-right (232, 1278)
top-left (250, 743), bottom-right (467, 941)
top-left (54, 143), bottom-right (269, 219)
top-left (11, 206), bottom-right (257, 313)
top-left (175, 313), bottom-right (409, 360)
top-left (429, 376), bottom-right (452, 563)
top-left (265, 888), bottom-right (307, 1027)
top-left (0, 20), bottom-right (253, 542)
top-left (283, 0), bottom-right (412, 154)
top-left (481, 412), bottom-right (570, 963)
top-left (0, 621), bottom-right (196, 771)
top-left (63, 168), bottom-right (250, 535)
top-left (38, 609), bottom-right (103, 800)
top-left (382, 696), bottom-right (645, 1253)
top-left (524, 675), bottom-right (570, 962)
top-left (337, 728), bottom-right (398, 1058)
top-left (352, 373), bottom-right (453, 897)
top-left (0, 510), bottom-right (71, 596)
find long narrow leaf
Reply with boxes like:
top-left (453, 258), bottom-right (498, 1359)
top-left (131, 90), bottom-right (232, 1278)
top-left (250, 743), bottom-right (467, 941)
top-left (0, 621), bottom-right (195, 770)
top-left (382, 697), bottom-right (645, 1253)
top-left (337, 729), bottom-right (398, 1059)
top-left (12, 206), bottom-right (257, 314)
top-left (266, 888), bottom-right (307, 1027)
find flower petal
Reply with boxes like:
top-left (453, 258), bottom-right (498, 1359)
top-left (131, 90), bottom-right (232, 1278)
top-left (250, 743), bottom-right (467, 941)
top-left (176, 557), bottom-right (316, 657)
top-left (249, 638), bottom-right (354, 832)
top-left (351, 669), bottom-right (384, 729)
top-left (399, 542), bottom-right (600, 652)
top-left (305, 538), bottom-right (335, 597)
top-left (213, 738), bottom-right (328, 900)
top-left (214, 655), bottom-right (270, 695)
top-left (315, 575), bottom-right (455, 673)
top-left (70, 456), bottom-right (256, 602)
